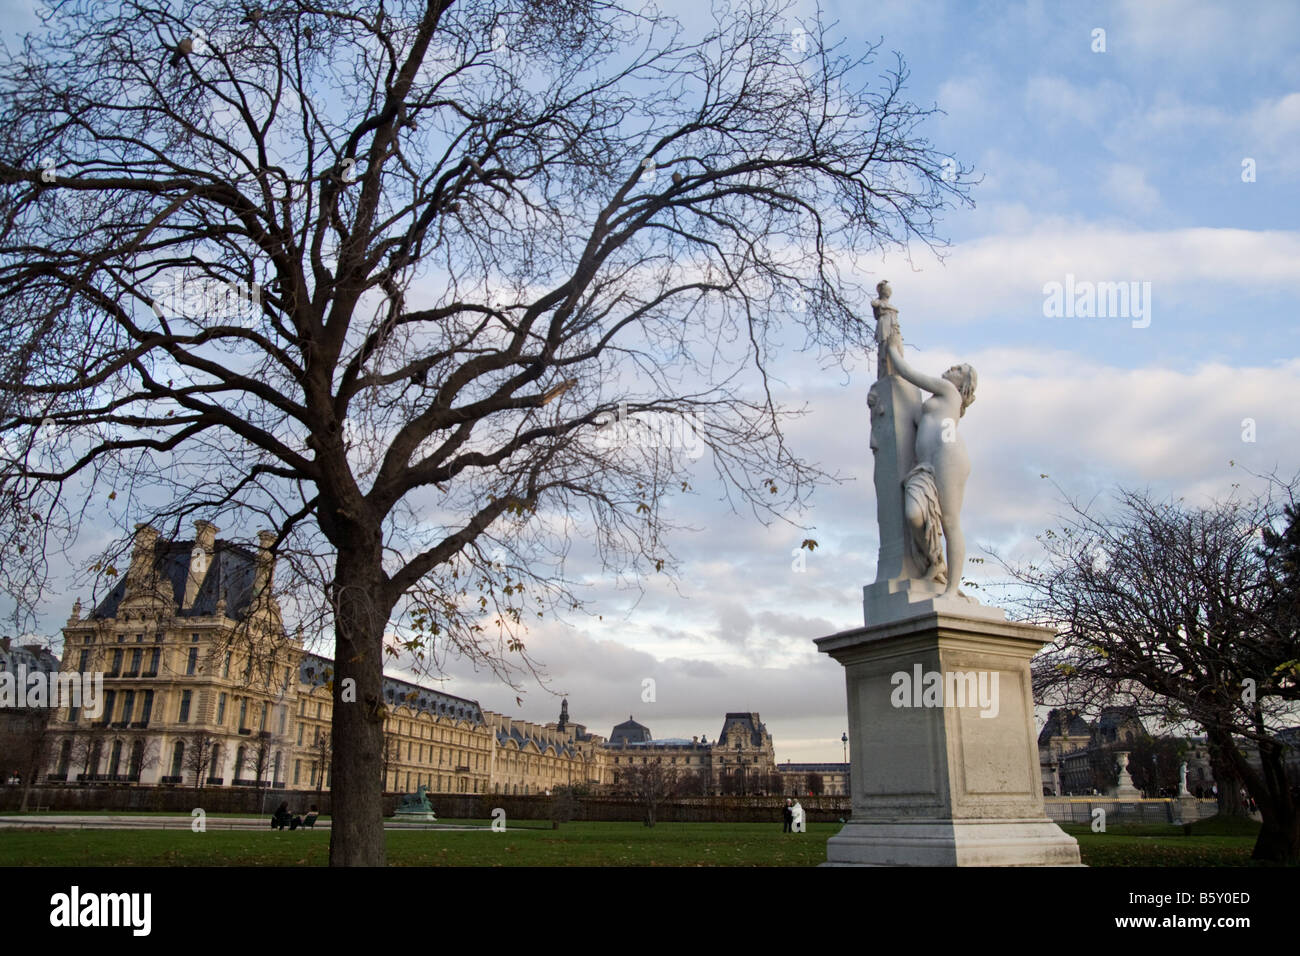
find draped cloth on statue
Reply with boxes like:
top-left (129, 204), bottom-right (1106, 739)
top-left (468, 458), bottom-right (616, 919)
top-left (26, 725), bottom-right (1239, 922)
top-left (902, 463), bottom-right (946, 585)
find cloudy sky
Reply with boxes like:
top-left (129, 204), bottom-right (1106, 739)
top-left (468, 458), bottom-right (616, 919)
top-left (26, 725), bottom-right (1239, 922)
top-left (5, 0), bottom-right (1298, 762)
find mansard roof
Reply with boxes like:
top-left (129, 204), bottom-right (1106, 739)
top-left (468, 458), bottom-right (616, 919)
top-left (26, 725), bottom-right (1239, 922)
top-left (1038, 708), bottom-right (1093, 745)
top-left (718, 712), bottom-right (767, 747)
top-left (299, 652), bottom-right (484, 726)
top-left (610, 716), bottom-right (652, 744)
top-left (91, 538), bottom-right (259, 621)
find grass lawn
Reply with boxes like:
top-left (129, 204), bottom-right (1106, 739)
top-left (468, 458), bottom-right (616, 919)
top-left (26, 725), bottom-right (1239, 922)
top-left (0, 816), bottom-right (1271, 866)
top-left (1061, 815), bottom-right (1266, 867)
top-left (0, 820), bottom-right (832, 866)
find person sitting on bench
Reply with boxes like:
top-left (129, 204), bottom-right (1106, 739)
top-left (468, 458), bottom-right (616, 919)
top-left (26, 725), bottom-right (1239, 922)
top-left (271, 801), bottom-right (294, 830)
top-left (300, 805), bottom-right (319, 829)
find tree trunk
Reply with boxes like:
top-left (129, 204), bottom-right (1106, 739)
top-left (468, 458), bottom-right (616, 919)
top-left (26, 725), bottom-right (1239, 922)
top-left (327, 556), bottom-right (391, 866)
top-left (1205, 731), bottom-right (1248, 817)
top-left (1248, 739), bottom-right (1300, 864)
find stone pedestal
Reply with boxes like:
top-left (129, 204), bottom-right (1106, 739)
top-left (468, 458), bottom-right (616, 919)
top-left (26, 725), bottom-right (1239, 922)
top-left (1112, 752), bottom-right (1141, 800)
top-left (816, 608), bottom-right (1082, 866)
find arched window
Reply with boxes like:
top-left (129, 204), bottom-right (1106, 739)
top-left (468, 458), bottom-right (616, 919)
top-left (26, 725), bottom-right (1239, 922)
top-left (209, 744), bottom-right (221, 781)
top-left (236, 745), bottom-right (247, 780)
top-left (170, 741), bottom-right (185, 778)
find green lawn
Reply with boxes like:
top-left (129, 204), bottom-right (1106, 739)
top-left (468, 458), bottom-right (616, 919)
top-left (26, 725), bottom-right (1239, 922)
top-left (0, 820), bottom-right (834, 867)
top-left (1060, 816), bottom-right (1266, 867)
top-left (0, 816), bottom-right (1271, 866)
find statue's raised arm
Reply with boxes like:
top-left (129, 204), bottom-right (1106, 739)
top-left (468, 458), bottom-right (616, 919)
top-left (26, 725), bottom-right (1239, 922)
top-left (866, 280), bottom-right (979, 602)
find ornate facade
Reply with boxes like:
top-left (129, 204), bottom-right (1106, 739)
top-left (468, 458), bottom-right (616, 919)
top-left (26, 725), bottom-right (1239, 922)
top-left (604, 712), bottom-right (779, 795)
top-left (38, 525), bottom-right (828, 802)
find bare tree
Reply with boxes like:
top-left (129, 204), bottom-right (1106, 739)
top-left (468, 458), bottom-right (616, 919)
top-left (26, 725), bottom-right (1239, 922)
top-left (806, 771), bottom-right (823, 796)
top-left (622, 755), bottom-right (678, 827)
top-left (309, 728), bottom-right (332, 798)
top-left (181, 730), bottom-right (220, 789)
top-left (0, 710), bottom-right (53, 810)
top-left (0, 0), bottom-right (971, 864)
top-left (1003, 483), bottom-right (1300, 863)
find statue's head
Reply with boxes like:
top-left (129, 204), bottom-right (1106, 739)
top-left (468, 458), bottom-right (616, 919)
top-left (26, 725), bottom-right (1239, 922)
top-left (876, 279), bottom-right (891, 300)
top-left (943, 364), bottom-right (977, 416)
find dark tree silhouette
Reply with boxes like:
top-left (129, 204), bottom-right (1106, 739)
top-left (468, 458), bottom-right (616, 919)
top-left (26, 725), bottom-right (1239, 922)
top-left (1006, 482), bottom-right (1300, 863)
top-left (0, 0), bottom-right (971, 863)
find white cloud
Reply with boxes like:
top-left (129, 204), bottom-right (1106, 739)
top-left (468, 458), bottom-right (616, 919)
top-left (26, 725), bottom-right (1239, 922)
top-left (1102, 163), bottom-right (1162, 214)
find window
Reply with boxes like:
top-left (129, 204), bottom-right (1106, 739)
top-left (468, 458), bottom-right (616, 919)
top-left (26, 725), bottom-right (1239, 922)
top-left (135, 633), bottom-right (143, 643)
top-left (191, 633), bottom-right (199, 643)
top-left (141, 691), bottom-right (154, 724)
top-left (185, 647), bottom-right (198, 676)
top-left (238, 698), bottom-right (248, 729)
top-left (153, 632), bottom-right (163, 643)
top-left (57, 739), bottom-right (72, 776)
top-left (83, 636), bottom-right (91, 644)
top-left (116, 634), bottom-right (125, 643)
top-left (222, 652), bottom-right (231, 678)
top-left (260, 701), bottom-right (268, 729)
top-left (216, 692), bottom-right (227, 725)
top-left (170, 741), bottom-right (185, 778)
top-left (209, 745), bottom-right (221, 780)
top-left (126, 648), bottom-right (142, 677)
top-left (120, 690), bottom-right (134, 724)
top-left (278, 706), bottom-right (286, 735)
top-left (297, 724), bottom-right (304, 746)
top-left (294, 760), bottom-right (301, 785)
top-left (108, 649), bottom-right (122, 676)
top-left (146, 648), bottom-right (160, 676)
top-left (129, 740), bottom-right (144, 779)
top-left (179, 690), bottom-right (192, 723)
top-left (101, 690), bottom-right (116, 724)
top-left (77, 650), bottom-right (89, 672)
top-left (108, 740), bottom-right (123, 777)
top-left (316, 701), bottom-right (322, 718)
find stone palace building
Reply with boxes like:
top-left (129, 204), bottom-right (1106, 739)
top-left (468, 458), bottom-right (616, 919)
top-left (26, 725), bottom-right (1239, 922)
top-left (30, 524), bottom-right (827, 799)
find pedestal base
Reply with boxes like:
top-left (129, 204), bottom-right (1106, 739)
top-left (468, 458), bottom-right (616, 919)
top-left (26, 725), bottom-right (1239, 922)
top-left (825, 818), bottom-right (1084, 867)
top-left (816, 607), bottom-right (1082, 867)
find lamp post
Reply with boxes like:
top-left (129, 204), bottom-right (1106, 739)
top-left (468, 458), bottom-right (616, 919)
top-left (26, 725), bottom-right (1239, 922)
top-left (841, 731), bottom-right (848, 764)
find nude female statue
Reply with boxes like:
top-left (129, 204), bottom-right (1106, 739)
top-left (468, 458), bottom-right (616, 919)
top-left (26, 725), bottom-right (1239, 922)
top-left (876, 301), bottom-right (977, 597)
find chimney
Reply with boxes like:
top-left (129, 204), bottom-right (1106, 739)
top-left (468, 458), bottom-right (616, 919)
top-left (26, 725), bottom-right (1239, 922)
top-left (253, 530), bottom-right (276, 598)
top-left (126, 523), bottom-right (160, 584)
top-left (183, 520), bottom-right (219, 610)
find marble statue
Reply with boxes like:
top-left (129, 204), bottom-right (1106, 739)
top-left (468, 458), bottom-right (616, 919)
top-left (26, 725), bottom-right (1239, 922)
top-left (865, 282), bottom-right (981, 615)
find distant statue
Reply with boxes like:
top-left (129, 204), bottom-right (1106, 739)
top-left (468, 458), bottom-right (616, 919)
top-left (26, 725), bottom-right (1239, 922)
top-left (1178, 761), bottom-right (1189, 796)
top-left (875, 282), bottom-right (978, 597)
top-left (397, 785), bottom-right (433, 814)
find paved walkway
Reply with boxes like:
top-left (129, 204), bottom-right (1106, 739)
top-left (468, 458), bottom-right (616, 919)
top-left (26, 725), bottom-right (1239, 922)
top-left (0, 814), bottom-right (501, 832)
